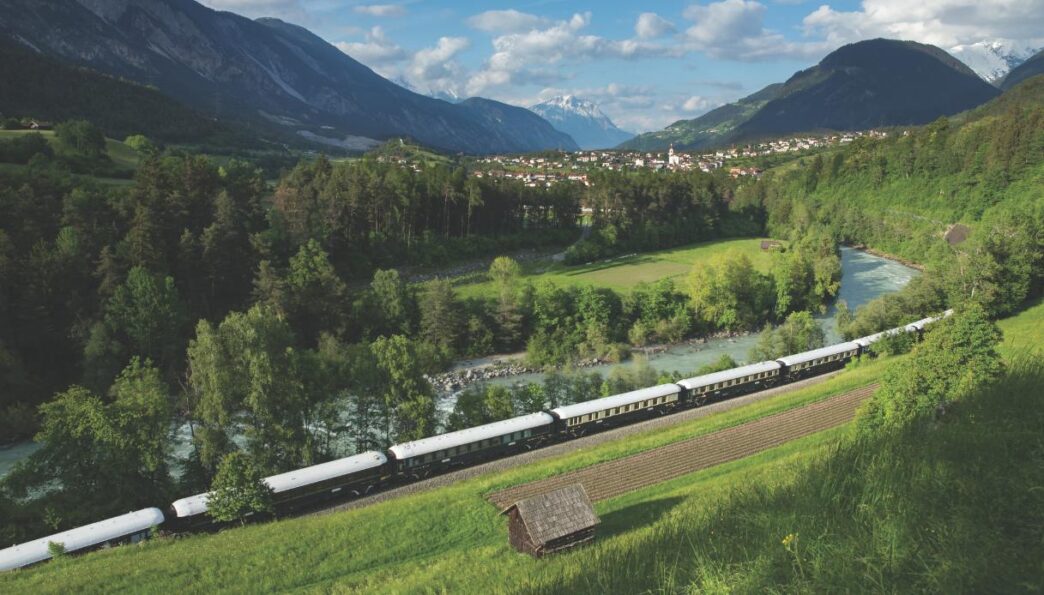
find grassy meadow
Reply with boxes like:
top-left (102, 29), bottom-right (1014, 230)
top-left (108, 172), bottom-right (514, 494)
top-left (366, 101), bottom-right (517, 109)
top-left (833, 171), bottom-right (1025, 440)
top-left (0, 129), bottom-right (142, 183)
top-left (455, 237), bottom-right (776, 298)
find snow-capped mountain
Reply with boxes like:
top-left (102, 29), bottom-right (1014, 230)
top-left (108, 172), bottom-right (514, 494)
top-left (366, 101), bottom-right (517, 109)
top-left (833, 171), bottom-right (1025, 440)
top-left (529, 96), bottom-right (633, 150)
top-left (949, 40), bottom-right (1042, 84)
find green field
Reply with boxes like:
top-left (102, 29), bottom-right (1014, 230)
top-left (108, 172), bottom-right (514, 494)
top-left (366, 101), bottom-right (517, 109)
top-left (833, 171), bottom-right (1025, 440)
top-left (0, 129), bottom-right (142, 183)
top-left (2, 302), bottom-right (1039, 592)
top-left (456, 237), bottom-right (777, 298)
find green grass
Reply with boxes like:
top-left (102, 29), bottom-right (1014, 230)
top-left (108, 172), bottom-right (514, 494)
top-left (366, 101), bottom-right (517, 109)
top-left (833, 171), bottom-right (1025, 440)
top-left (0, 129), bottom-right (141, 183)
top-left (998, 297), bottom-right (1044, 358)
top-left (4, 304), bottom-right (1040, 592)
top-left (455, 237), bottom-right (776, 299)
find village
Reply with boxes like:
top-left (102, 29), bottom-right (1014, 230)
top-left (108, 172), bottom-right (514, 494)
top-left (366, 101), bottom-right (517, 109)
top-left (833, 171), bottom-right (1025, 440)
top-left (461, 129), bottom-right (890, 187)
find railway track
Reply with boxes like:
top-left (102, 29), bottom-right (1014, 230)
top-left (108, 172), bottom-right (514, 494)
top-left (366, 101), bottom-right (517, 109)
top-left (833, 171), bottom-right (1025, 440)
top-left (312, 372), bottom-right (858, 516)
top-left (488, 384), bottom-right (876, 508)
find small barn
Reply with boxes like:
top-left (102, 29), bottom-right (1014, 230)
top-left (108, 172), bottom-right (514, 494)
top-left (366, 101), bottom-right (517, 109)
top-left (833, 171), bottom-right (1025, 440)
top-left (501, 484), bottom-right (599, 557)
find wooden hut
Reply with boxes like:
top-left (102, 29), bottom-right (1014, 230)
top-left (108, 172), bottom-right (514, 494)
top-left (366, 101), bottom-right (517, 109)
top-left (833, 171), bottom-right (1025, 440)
top-left (501, 484), bottom-right (599, 557)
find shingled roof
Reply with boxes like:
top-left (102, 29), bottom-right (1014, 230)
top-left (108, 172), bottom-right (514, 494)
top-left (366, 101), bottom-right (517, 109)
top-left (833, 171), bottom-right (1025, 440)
top-left (502, 484), bottom-right (599, 548)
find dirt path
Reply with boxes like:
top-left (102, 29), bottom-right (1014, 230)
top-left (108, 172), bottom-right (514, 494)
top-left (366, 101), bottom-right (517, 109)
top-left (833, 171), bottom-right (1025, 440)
top-left (488, 384), bottom-right (876, 509)
top-left (312, 371), bottom-right (855, 516)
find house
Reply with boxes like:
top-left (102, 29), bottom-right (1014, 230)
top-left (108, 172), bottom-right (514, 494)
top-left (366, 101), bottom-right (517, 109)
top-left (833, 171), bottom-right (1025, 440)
top-left (501, 484), bottom-right (599, 557)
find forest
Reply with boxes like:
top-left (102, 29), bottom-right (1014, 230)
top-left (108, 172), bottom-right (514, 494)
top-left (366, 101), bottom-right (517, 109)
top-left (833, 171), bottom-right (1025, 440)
top-left (0, 78), bottom-right (1042, 544)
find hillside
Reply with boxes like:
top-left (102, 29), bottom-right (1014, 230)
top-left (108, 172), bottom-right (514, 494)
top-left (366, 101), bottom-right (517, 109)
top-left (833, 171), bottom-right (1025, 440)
top-left (0, 41), bottom-right (251, 148)
top-left (619, 83), bottom-right (781, 151)
top-left (626, 39), bottom-right (1000, 151)
top-left (455, 98), bottom-right (578, 152)
top-left (1001, 49), bottom-right (1044, 90)
top-left (0, 0), bottom-right (571, 155)
top-left (529, 96), bottom-right (632, 150)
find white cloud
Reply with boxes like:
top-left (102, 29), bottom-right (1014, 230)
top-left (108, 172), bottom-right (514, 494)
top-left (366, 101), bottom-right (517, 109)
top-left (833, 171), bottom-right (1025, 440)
top-left (682, 0), bottom-right (831, 60)
top-left (802, 0), bottom-right (1044, 49)
top-left (404, 37), bottom-right (472, 96)
top-left (635, 12), bottom-right (677, 39)
top-left (467, 12), bottom-right (681, 95)
top-left (682, 95), bottom-right (713, 111)
top-left (467, 9), bottom-right (549, 33)
top-left (353, 4), bottom-right (407, 18)
top-left (335, 26), bottom-right (408, 73)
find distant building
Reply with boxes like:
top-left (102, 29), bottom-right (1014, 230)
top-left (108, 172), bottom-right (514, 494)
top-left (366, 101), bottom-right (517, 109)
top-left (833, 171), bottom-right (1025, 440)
top-left (502, 484), bottom-right (599, 557)
top-left (668, 144), bottom-right (681, 167)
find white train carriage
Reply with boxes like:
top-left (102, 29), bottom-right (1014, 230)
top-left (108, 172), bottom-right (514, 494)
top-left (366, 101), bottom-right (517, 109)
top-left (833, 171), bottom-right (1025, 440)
top-left (170, 451), bottom-right (387, 527)
top-left (854, 326), bottom-right (907, 349)
top-left (0, 508), bottom-right (164, 571)
top-left (550, 384), bottom-right (682, 435)
top-left (777, 341), bottom-right (861, 379)
top-left (678, 360), bottom-right (782, 404)
top-left (388, 412), bottom-right (555, 476)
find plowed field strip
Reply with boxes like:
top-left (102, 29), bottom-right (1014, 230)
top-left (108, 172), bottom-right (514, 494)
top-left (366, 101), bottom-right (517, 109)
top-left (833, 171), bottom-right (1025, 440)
top-left (488, 384), bottom-right (876, 508)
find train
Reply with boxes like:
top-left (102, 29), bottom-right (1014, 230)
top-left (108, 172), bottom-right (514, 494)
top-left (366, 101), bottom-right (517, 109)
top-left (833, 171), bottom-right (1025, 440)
top-left (0, 310), bottom-right (951, 571)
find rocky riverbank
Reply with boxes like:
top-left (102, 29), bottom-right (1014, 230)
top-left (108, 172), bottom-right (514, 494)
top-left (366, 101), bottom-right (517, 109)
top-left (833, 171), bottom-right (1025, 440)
top-left (427, 330), bottom-right (753, 395)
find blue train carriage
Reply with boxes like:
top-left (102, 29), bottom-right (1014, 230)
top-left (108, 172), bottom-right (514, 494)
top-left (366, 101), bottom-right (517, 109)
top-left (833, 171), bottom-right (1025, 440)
top-left (677, 360), bottom-right (783, 406)
top-left (387, 413), bottom-right (555, 479)
top-left (169, 451), bottom-right (388, 530)
top-left (0, 507), bottom-right (165, 572)
top-left (549, 384), bottom-right (682, 437)
top-left (777, 341), bottom-right (862, 381)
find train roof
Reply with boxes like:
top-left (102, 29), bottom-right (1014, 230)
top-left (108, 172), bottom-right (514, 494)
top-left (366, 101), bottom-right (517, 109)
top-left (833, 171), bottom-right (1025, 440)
top-left (550, 384), bottom-right (681, 420)
top-left (854, 326), bottom-right (906, 347)
top-left (171, 451), bottom-right (387, 518)
top-left (776, 341), bottom-right (861, 367)
top-left (676, 360), bottom-right (781, 390)
top-left (0, 508), bottom-right (164, 571)
top-left (388, 412), bottom-right (554, 460)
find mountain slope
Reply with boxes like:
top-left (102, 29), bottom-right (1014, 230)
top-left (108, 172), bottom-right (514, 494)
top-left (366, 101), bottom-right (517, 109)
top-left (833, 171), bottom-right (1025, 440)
top-left (733, 39), bottom-right (1000, 141)
top-left (625, 39), bottom-right (1001, 151)
top-left (0, 0), bottom-right (569, 154)
top-left (1000, 49), bottom-right (1044, 90)
top-left (456, 98), bottom-right (578, 152)
top-left (948, 40), bottom-right (1041, 84)
top-left (529, 96), bottom-right (632, 150)
top-left (618, 84), bottom-right (781, 151)
top-left (0, 40), bottom-right (250, 147)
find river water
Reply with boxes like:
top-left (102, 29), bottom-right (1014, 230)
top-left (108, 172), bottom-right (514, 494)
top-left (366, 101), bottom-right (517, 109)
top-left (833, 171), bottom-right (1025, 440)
top-left (481, 246), bottom-right (918, 387)
top-left (0, 247), bottom-right (917, 478)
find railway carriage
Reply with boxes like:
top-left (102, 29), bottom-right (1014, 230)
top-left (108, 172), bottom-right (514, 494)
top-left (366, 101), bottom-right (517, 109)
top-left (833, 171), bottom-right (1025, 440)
top-left (387, 413), bottom-right (555, 478)
top-left (0, 508), bottom-right (165, 571)
top-left (777, 342), bottom-right (861, 381)
top-left (169, 451), bottom-right (387, 530)
top-left (677, 360), bottom-right (783, 406)
top-left (549, 384), bottom-right (682, 437)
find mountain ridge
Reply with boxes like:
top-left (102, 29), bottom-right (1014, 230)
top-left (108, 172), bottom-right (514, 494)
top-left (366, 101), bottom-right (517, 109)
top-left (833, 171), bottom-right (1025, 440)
top-left (620, 39), bottom-right (1000, 151)
top-left (0, 0), bottom-right (575, 154)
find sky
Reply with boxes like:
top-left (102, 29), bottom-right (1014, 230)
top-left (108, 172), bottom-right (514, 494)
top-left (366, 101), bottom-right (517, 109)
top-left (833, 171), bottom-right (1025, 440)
top-left (199, 0), bottom-right (1044, 132)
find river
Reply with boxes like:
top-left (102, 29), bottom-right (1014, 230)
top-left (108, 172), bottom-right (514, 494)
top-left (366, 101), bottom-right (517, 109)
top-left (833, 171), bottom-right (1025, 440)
top-left (464, 246), bottom-right (918, 390)
top-left (0, 247), bottom-right (918, 478)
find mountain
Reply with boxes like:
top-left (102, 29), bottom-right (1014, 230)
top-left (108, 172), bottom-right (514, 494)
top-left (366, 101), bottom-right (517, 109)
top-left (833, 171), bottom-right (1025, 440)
top-left (456, 98), bottom-right (578, 152)
top-left (0, 40), bottom-right (253, 147)
top-left (1000, 49), bottom-right (1044, 90)
top-left (948, 40), bottom-right (1041, 85)
top-left (529, 96), bottom-right (632, 150)
top-left (624, 39), bottom-right (1001, 151)
top-left (618, 84), bottom-right (781, 151)
top-left (0, 0), bottom-right (571, 154)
